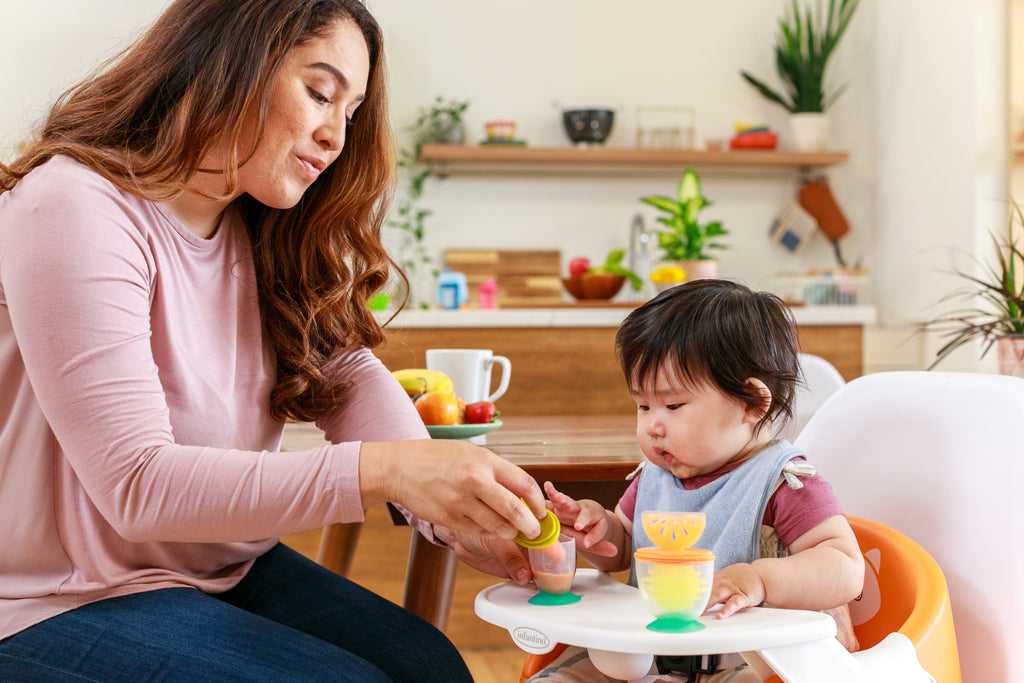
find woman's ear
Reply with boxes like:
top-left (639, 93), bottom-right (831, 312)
top-left (742, 377), bottom-right (772, 424)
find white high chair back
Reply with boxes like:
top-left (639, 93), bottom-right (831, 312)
top-left (795, 371), bottom-right (1024, 683)
top-left (776, 353), bottom-right (846, 441)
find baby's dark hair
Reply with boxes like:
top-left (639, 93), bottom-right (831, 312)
top-left (615, 279), bottom-right (800, 432)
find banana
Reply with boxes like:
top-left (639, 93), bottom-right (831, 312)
top-left (391, 368), bottom-right (455, 397)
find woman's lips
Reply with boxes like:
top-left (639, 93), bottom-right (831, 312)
top-left (297, 155), bottom-right (326, 180)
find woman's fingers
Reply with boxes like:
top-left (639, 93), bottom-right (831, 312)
top-left (372, 439), bottom-right (543, 540)
top-left (443, 531), bottom-right (532, 584)
top-left (491, 456), bottom-right (546, 527)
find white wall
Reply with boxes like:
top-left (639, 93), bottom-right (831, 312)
top-left (0, 1), bottom-right (169, 156)
top-left (372, 1), bottom-right (875, 303)
top-left (0, 0), bottom-right (1010, 373)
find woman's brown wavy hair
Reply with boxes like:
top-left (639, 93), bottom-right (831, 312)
top-left (0, 0), bottom-right (402, 423)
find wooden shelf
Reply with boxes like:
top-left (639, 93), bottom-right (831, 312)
top-left (419, 143), bottom-right (849, 176)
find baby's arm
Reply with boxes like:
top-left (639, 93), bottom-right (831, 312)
top-left (543, 481), bottom-right (632, 572)
top-left (707, 514), bottom-right (864, 619)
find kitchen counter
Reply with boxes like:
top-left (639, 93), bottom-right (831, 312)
top-left (375, 305), bottom-right (877, 329)
top-left (373, 305), bottom-right (875, 416)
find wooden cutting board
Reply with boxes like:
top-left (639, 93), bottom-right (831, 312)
top-left (444, 249), bottom-right (564, 307)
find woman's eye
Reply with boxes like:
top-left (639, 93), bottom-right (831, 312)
top-left (307, 87), bottom-right (332, 105)
top-left (666, 404), bottom-right (682, 410)
top-left (637, 405), bottom-right (650, 412)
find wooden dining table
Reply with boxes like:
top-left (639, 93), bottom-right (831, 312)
top-left (298, 414), bottom-right (645, 631)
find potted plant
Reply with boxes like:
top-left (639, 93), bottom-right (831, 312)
top-left (411, 96), bottom-right (469, 146)
top-left (740, 0), bottom-right (860, 151)
top-left (640, 168), bottom-right (728, 281)
top-left (921, 204), bottom-right (1024, 376)
top-left (389, 97), bottom-right (470, 308)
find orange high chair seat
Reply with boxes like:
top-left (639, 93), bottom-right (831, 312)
top-left (520, 516), bottom-right (959, 682)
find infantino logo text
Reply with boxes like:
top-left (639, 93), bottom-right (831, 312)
top-left (512, 627), bottom-right (550, 649)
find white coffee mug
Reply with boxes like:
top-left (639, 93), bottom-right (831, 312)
top-left (426, 348), bottom-right (511, 403)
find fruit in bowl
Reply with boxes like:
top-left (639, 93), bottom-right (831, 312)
top-left (568, 256), bottom-right (591, 277)
top-left (391, 369), bottom-right (502, 427)
top-left (414, 391), bottom-right (461, 425)
top-left (391, 368), bottom-right (454, 397)
top-left (562, 249), bottom-right (642, 301)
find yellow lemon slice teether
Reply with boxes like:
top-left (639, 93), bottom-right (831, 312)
top-left (642, 511), bottom-right (706, 550)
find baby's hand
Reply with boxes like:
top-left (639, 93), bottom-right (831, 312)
top-left (705, 563), bottom-right (766, 619)
top-left (543, 481), bottom-right (617, 556)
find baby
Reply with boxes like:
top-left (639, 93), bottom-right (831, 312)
top-left (530, 279), bottom-right (864, 682)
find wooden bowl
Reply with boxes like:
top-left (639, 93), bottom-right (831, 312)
top-left (562, 273), bottom-right (626, 300)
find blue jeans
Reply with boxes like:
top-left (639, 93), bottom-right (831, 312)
top-left (0, 543), bottom-right (473, 682)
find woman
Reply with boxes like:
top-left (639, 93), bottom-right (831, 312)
top-left (0, 1), bottom-right (544, 680)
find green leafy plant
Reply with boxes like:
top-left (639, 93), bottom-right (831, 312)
top-left (922, 203), bottom-right (1024, 368)
top-left (389, 97), bottom-right (470, 307)
top-left (640, 168), bottom-right (728, 262)
top-left (411, 96), bottom-right (470, 146)
top-left (740, 0), bottom-right (860, 113)
top-left (591, 249), bottom-right (643, 291)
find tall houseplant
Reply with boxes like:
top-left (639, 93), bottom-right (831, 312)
top-left (922, 204), bottom-right (1024, 376)
top-left (389, 97), bottom-right (469, 308)
top-left (740, 0), bottom-right (860, 151)
top-left (640, 168), bottom-right (728, 281)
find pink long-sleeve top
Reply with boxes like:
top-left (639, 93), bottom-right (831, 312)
top-left (0, 155), bottom-right (430, 639)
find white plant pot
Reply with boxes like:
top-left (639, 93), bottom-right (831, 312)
top-left (788, 113), bottom-right (829, 152)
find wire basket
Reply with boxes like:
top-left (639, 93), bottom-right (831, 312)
top-left (770, 269), bottom-right (869, 306)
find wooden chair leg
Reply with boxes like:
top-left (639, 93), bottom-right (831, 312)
top-left (402, 530), bottom-right (459, 631)
top-left (316, 522), bottom-right (362, 576)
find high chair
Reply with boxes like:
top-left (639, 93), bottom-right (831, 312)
top-left (795, 371), bottom-right (1024, 682)
top-left (517, 516), bottom-right (955, 683)
top-left (777, 353), bottom-right (846, 440)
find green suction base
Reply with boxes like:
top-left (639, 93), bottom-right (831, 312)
top-left (646, 616), bottom-right (705, 633)
top-left (528, 590), bottom-right (582, 606)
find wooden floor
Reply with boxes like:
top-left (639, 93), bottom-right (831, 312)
top-left (281, 504), bottom-right (526, 683)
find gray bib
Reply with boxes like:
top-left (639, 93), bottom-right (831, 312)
top-left (630, 440), bottom-right (803, 585)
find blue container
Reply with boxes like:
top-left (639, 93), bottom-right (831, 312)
top-left (436, 269), bottom-right (468, 310)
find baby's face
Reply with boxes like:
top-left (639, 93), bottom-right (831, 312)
top-left (629, 366), bottom-right (762, 479)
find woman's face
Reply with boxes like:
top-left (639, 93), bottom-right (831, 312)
top-left (237, 18), bottom-right (370, 209)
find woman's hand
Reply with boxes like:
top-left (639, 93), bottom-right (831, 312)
top-left (359, 439), bottom-right (546, 541)
top-left (433, 526), bottom-right (533, 585)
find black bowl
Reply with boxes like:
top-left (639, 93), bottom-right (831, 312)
top-left (562, 109), bottom-right (615, 145)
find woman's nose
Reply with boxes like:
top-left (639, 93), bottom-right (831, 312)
top-left (316, 116), bottom-right (345, 153)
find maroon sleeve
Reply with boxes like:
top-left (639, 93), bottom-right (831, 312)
top-left (764, 469), bottom-right (844, 547)
top-left (617, 475), bottom-right (641, 522)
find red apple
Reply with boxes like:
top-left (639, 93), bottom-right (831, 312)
top-left (568, 257), bottom-right (591, 277)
